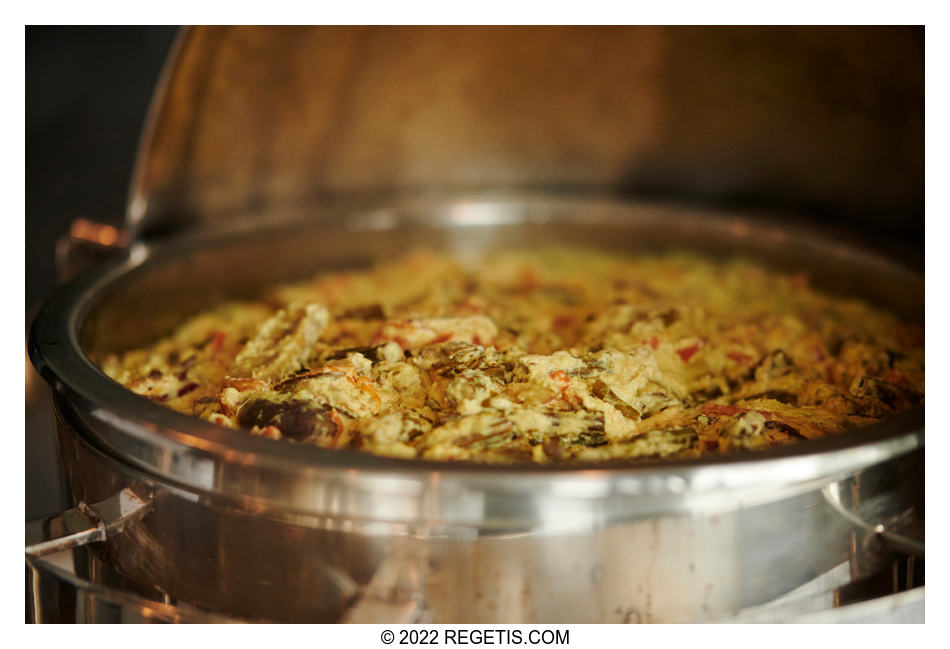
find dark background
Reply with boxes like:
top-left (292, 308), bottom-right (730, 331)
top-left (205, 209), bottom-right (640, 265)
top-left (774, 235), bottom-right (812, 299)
top-left (26, 26), bottom-right (178, 309)
top-left (26, 26), bottom-right (178, 518)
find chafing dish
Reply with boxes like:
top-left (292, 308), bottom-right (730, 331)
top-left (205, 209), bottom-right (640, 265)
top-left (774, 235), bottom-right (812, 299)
top-left (27, 26), bottom-right (924, 623)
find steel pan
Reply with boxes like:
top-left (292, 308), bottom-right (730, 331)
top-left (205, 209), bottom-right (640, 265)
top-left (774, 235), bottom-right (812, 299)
top-left (29, 195), bottom-right (924, 622)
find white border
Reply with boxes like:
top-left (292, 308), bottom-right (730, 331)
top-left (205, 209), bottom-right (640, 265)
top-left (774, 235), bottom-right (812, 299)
top-left (9, 13), bottom-right (945, 644)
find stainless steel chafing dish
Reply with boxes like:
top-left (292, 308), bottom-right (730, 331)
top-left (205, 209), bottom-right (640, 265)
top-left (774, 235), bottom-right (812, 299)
top-left (27, 26), bottom-right (924, 623)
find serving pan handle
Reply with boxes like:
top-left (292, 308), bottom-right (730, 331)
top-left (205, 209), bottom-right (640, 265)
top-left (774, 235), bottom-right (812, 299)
top-left (25, 487), bottom-right (152, 558)
top-left (54, 218), bottom-right (132, 284)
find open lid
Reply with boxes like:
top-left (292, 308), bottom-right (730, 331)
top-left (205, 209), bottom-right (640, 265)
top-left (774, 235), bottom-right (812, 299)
top-left (126, 26), bottom-right (922, 239)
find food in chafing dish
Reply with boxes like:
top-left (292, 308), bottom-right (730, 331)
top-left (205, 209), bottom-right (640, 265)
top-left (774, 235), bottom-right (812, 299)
top-left (100, 248), bottom-right (924, 463)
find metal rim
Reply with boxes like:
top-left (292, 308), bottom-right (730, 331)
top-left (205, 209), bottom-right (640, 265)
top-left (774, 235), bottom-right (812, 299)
top-left (26, 553), bottom-right (242, 623)
top-left (30, 195), bottom-right (924, 527)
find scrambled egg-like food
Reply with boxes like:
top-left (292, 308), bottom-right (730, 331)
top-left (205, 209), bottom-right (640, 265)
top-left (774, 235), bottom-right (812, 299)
top-left (101, 249), bottom-right (924, 463)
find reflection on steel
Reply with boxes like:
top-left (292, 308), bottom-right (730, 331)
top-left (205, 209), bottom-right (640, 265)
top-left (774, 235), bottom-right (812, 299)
top-left (27, 544), bottom-right (923, 623)
top-left (26, 488), bottom-right (152, 558)
top-left (68, 219), bottom-right (130, 248)
top-left (341, 548), bottom-right (428, 624)
top-left (822, 452), bottom-right (924, 608)
top-left (125, 27), bottom-right (922, 240)
top-left (55, 218), bottom-right (131, 282)
top-left (26, 547), bottom-right (239, 623)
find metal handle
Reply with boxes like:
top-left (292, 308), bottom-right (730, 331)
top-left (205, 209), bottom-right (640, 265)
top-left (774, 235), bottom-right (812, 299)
top-left (55, 218), bottom-right (131, 283)
top-left (26, 488), bottom-right (152, 558)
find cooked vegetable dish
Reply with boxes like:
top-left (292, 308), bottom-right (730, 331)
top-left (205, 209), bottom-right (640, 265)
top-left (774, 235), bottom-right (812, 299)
top-left (101, 248), bottom-right (924, 463)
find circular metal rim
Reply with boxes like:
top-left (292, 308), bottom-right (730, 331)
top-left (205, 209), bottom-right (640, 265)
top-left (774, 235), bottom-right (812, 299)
top-left (30, 195), bottom-right (924, 524)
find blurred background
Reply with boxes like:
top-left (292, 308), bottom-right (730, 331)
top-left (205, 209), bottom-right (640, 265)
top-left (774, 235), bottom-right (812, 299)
top-left (26, 26), bottom-right (178, 518)
top-left (25, 26), bottom-right (924, 519)
top-left (26, 26), bottom-right (178, 310)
